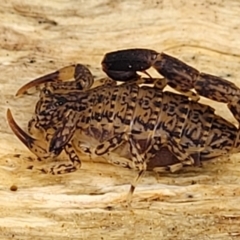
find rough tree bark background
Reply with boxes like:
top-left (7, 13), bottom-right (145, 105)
top-left (0, 0), bottom-right (240, 239)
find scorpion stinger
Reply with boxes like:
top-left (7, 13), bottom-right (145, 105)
top-left (16, 63), bottom-right (94, 96)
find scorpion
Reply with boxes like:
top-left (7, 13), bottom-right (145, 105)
top-left (6, 48), bottom-right (240, 201)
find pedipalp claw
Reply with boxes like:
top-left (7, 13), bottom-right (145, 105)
top-left (16, 64), bottom-right (94, 96)
top-left (7, 109), bottom-right (59, 159)
top-left (16, 65), bottom-right (79, 96)
top-left (7, 109), bottom-right (35, 149)
top-left (16, 68), bottom-right (61, 96)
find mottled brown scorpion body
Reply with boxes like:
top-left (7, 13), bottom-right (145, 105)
top-left (7, 48), bottom-right (240, 200)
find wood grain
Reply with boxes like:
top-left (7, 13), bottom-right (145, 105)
top-left (1, 0), bottom-right (240, 239)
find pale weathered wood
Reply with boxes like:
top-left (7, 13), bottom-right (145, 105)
top-left (1, 0), bottom-right (240, 239)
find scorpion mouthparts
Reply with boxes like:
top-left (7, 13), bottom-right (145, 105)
top-left (6, 109), bottom-right (36, 148)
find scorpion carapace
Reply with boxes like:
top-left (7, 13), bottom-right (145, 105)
top-left (6, 49), bottom-right (240, 201)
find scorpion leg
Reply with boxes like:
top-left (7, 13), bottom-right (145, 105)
top-left (16, 63), bottom-right (94, 96)
top-left (52, 126), bottom-right (148, 201)
top-left (94, 131), bottom-right (194, 200)
top-left (94, 133), bottom-right (148, 201)
top-left (94, 133), bottom-right (147, 169)
top-left (43, 143), bottom-right (82, 174)
top-left (126, 170), bottom-right (145, 204)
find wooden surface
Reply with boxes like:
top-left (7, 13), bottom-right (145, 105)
top-left (1, 0), bottom-right (240, 239)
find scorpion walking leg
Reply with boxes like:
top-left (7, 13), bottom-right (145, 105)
top-left (94, 131), bottom-right (195, 200)
top-left (95, 133), bottom-right (147, 169)
top-left (95, 133), bottom-right (151, 202)
top-left (44, 143), bottom-right (81, 174)
top-left (126, 170), bottom-right (145, 204)
top-left (16, 63), bottom-right (94, 96)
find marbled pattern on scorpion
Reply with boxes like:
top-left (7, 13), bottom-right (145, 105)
top-left (7, 48), bottom-right (240, 199)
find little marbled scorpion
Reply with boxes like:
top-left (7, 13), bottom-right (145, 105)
top-left (7, 48), bottom-right (240, 199)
